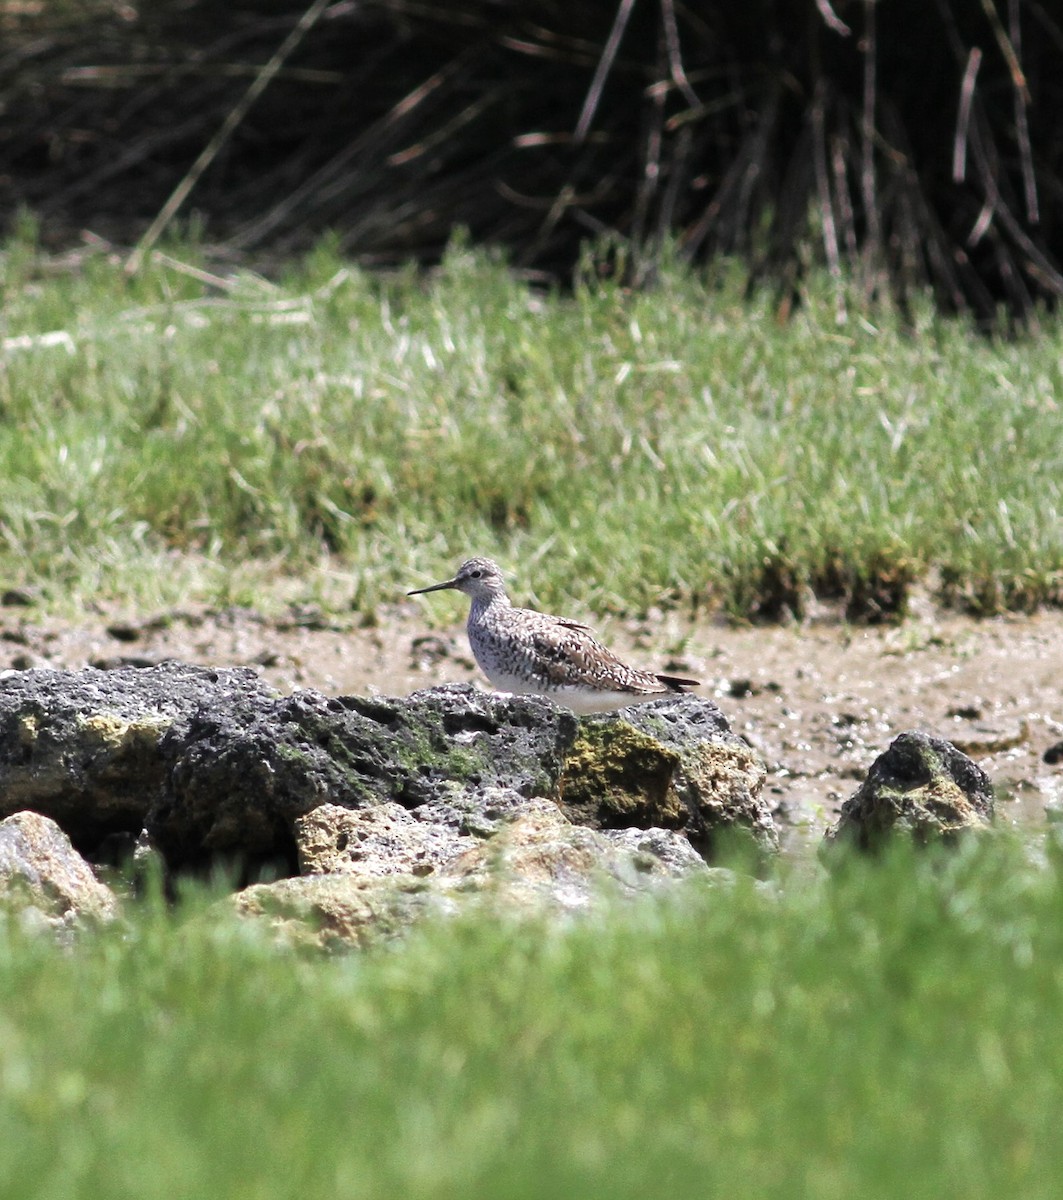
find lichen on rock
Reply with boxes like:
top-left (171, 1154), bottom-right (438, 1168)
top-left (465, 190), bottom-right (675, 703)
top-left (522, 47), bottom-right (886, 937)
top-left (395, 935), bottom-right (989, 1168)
top-left (558, 721), bottom-right (684, 828)
top-left (558, 695), bottom-right (776, 859)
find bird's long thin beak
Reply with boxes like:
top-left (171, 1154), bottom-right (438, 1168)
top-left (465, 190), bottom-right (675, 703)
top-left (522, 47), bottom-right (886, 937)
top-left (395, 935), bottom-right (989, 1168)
top-left (407, 576), bottom-right (459, 596)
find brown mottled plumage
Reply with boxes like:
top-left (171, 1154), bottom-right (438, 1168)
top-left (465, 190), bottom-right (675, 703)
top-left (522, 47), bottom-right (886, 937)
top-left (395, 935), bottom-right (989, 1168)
top-left (408, 557), bottom-right (699, 713)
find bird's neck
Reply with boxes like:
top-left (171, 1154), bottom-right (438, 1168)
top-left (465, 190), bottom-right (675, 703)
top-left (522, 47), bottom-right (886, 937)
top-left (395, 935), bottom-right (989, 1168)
top-left (468, 591), bottom-right (510, 626)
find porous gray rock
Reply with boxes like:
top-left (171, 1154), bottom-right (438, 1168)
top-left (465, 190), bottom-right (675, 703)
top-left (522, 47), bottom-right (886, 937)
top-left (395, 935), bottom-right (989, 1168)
top-left (409, 784), bottom-right (549, 838)
top-left (0, 669), bottom-right (577, 867)
top-left (441, 801), bottom-right (711, 908)
top-left (151, 683), bottom-right (578, 867)
top-left (0, 810), bottom-right (119, 933)
top-left (0, 667), bottom-right (774, 880)
top-left (0, 662), bottom-right (272, 849)
top-left (602, 826), bottom-right (714, 876)
top-left (824, 729), bottom-right (994, 851)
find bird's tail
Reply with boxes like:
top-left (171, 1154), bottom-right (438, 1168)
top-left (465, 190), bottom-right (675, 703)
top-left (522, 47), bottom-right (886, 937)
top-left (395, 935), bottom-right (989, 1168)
top-left (655, 674), bottom-right (700, 693)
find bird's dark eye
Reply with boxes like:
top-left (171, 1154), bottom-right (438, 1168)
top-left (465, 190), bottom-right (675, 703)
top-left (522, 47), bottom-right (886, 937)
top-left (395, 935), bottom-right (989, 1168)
top-left (469, 569), bottom-right (483, 579)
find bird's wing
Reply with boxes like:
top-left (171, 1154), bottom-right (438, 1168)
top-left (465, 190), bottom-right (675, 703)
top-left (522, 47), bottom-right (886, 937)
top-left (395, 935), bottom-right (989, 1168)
top-left (553, 617), bottom-right (594, 632)
top-left (518, 612), bottom-right (650, 690)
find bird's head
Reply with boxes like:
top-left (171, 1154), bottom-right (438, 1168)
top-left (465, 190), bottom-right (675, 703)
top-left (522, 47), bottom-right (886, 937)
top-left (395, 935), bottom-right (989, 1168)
top-left (408, 556), bottom-right (509, 602)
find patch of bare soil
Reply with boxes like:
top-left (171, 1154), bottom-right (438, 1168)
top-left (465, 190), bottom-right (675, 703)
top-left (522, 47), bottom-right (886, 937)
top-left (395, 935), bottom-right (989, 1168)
top-left (2, 598), bottom-right (1061, 854)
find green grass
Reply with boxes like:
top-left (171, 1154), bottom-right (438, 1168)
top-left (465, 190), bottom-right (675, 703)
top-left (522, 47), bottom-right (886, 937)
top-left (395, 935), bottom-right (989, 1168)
top-left (1, 221), bottom-right (1061, 618)
top-left (2, 839), bottom-right (1063, 1198)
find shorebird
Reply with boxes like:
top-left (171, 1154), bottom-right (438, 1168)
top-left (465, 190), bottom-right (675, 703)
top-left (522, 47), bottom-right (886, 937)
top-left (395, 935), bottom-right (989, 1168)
top-left (407, 556), bottom-right (700, 714)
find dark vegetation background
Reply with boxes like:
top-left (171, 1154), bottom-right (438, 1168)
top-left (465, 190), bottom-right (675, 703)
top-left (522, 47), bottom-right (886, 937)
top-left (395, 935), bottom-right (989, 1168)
top-left (3, 0), bottom-right (1062, 322)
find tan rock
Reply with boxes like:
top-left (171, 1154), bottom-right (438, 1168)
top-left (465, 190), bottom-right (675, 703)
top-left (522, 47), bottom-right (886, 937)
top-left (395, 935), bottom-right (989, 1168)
top-left (294, 802), bottom-right (476, 878)
top-left (232, 873), bottom-right (456, 952)
top-left (0, 811), bottom-right (119, 933)
top-left (237, 800), bottom-right (714, 948)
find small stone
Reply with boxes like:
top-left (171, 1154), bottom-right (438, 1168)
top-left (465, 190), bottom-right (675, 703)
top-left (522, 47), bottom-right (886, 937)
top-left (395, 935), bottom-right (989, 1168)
top-left (1, 588), bottom-right (37, 607)
top-left (602, 827), bottom-right (711, 876)
top-left (275, 605), bottom-right (331, 631)
top-left (824, 730), bottom-right (994, 852)
top-left (410, 635), bottom-right (452, 667)
top-left (947, 703), bottom-right (983, 720)
top-left (9, 652), bottom-right (52, 671)
top-left (441, 804), bottom-right (703, 913)
top-left (106, 622), bottom-right (141, 643)
top-left (90, 654), bottom-right (166, 670)
top-left (232, 874), bottom-right (455, 952)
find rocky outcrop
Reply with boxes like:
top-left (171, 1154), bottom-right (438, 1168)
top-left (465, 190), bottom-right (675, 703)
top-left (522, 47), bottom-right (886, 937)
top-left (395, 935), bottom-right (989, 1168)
top-left (0, 810), bottom-right (118, 935)
top-left (824, 730), bottom-right (994, 851)
top-left (0, 661), bottom-right (1017, 944)
top-left (0, 665), bottom-right (775, 942)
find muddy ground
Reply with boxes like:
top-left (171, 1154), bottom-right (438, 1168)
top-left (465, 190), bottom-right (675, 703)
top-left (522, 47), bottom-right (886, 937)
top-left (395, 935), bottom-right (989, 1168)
top-left (2, 594), bottom-right (1060, 854)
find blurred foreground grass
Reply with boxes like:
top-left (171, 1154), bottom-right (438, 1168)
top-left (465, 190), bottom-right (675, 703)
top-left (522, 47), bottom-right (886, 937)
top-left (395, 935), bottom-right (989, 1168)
top-left (1, 839), bottom-right (1063, 1198)
top-left (1, 223), bottom-right (1061, 620)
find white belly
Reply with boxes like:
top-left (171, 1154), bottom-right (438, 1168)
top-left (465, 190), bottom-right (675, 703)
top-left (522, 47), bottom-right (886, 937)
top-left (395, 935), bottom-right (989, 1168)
top-left (483, 669), bottom-right (667, 715)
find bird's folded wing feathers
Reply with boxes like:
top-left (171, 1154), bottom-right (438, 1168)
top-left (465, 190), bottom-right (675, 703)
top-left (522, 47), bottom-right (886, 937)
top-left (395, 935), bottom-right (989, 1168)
top-left (526, 618), bottom-right (636, 688)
